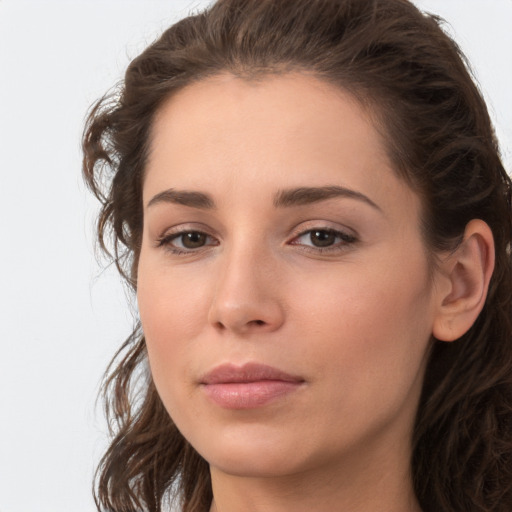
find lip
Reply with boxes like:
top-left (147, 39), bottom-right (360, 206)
top-left (200, 362), bottom-right (305, 409)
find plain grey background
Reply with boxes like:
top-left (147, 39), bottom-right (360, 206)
top-left (0, 1), bottom-right (510, 511)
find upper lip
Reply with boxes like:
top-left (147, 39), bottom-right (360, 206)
top-left (200, 362), bottom-right (304, 385)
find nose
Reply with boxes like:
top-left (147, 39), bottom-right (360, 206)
top-left (207, 243), bottom-right (285, 335)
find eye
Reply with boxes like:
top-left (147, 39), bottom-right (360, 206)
top-left (176, 231), bottom-right (208, 249)
top-left (303, 230), bottom-right (338, 247)
top-left (157, 230), bottom-right (217, 254)
top-left (290, 228), bottom-right (357, 251)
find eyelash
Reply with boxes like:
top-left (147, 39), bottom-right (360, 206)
top-left (156, 230), bottom-right (218, 255)
top-left (289, 228), bottom-right (358, 254)
top-left (156, 226), bottom-right (358, 256)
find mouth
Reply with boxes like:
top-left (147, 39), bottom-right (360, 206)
top-left (199, 362), bottom-right (305, 409)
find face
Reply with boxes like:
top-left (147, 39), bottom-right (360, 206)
top-left (137, 73), bottom-right (441, 480)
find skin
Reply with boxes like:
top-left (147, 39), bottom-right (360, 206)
top-left (137, 73), bottom-right (450, 512)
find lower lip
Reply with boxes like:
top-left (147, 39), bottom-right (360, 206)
top-left (201, 380), bottom-right (302, 409)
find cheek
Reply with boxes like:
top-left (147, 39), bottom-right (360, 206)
top-left (136, 258), bottom-right (212, 385)
top-left (290, 249), bottom-right (434, 394)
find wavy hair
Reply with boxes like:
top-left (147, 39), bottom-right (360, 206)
top-left (82, 0), bottom-right (512, 510)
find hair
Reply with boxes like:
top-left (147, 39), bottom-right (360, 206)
top-left (82, 0), bottom-right (512, 511)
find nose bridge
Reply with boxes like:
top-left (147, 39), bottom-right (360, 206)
top-left (208, 232), bottom-right (284, 334)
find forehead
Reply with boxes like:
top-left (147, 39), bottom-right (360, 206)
top-left (145, 73), bottom-right (419, 223)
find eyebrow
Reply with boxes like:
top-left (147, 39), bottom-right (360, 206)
top-left (273, 185), bottom-right (382, 211)
top-left (146, 185), bottom-right (381, 212)
top-left (147, 189), bottom-right (215, 209)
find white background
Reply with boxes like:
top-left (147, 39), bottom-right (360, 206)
top-left (0, 1), bottom-right (510, 511)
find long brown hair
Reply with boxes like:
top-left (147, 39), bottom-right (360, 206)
top-left (82, 0), bottom-right (512, 510)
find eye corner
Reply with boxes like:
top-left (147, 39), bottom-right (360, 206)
top-left (155, 227), bottom-right (219, 256)
top-left (288, 226), bottom-right (359, 255)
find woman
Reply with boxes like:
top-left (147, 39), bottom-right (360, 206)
top-left (82, 0), bottom-right (512, 510)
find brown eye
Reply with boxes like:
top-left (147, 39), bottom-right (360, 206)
top-left (290, 227), bottom-right (357, 253)
top-left (157, 230), bottom-right (216, 254)
top-left (180, 232), bottom-right (208, 249)
top-left (309, 230), bottom-right (336, 247)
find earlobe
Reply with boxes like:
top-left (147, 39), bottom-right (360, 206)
top-left (432, 219), bottom-right (495, 342)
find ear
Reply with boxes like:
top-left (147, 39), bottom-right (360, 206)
top-left (432, 219), bottom-right (495, 342)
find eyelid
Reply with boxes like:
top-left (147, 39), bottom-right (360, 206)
top-left (155, 222), bottom-right (215, 240)
top-left (154, 223), bottom-right (219, 254)
top-left (288, 220), bottom-right (358, 241)
top-left (287, 222), bottom-right (359, 253)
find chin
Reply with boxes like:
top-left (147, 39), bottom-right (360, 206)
top-left (189, 423), bottom-right (315, 478)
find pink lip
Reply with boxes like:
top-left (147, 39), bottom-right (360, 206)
top-left (200, 363), bottom-right (304, 409)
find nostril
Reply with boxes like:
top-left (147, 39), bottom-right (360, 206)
top-left (213, 319), bottom-right (266, 331)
